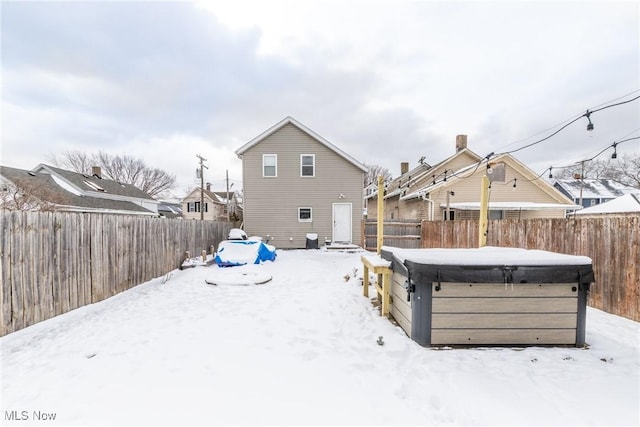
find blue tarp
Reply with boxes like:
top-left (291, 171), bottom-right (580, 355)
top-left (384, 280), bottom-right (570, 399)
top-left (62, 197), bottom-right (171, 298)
top-left (214, 240), bottom-right (277, 267)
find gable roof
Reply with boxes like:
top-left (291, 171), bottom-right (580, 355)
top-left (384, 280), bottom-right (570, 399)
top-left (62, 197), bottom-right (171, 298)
top-left (182, 187), bottom-right (228, 204)
top-left (403, 153), bottom-right (574, 206)
top-left (0, 165), bottom-right (157, 215)
top-left (574, 193), bottom-right (640, 215)
top-left (235, 116), bottom-right (368, 173)
top-left (384, 148), bottom-right (484, 200)
top-left (553, 179), bottom-right (639, 200)
top-left (33, 164), bottom-right (156, 200)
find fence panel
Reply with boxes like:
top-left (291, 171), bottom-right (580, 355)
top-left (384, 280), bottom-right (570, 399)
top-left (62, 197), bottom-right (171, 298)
top-left (363, 220), bottom-right (422, 250)
top-left (420, 215), bottom-right (639, 321)
top-left (0, 211), bottom-right (233, 336)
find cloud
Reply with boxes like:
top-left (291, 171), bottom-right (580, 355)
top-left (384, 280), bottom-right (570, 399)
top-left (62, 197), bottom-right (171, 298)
top-left (1, 0), bottom-right (638, 197)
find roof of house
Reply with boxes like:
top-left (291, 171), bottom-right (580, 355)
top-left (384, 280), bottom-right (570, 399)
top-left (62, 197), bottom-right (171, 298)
top-left (1, 165), bottom-right (157, 215)
top-left (33, 164), bottom-right (156, 200)
top-left (235, 116), bottom-right (368, 173)
top-left (553, 179), bottom-right (638, 200)
top-left (403, 153), bottom-right (575, 206)
top-left (382, 148), bottom-right (484, 200)
top-left (158, 202), bottom-right (183, 218)
top-left (574, 193), bottom-right (640, 215)
top-left (183, 188), bottom-right (228, 204)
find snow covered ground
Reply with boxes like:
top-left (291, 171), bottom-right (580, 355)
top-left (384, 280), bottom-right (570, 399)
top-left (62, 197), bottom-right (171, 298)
top-left (1, 249), bottom-right (638, 426)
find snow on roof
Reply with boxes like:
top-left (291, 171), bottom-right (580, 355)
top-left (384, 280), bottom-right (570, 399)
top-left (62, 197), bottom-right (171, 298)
top-left (574, 193), bottom-right (640, 215)
top-left (442, 201), bottom-right (582, 211)
top-left (554, 179), bottom-right (638, 200)
top-left (382, 246), bottom-right (592, 266)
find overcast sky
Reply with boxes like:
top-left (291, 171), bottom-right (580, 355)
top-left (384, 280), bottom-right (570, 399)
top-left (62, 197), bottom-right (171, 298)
top-left (2, 0), bottom-right (639, 199)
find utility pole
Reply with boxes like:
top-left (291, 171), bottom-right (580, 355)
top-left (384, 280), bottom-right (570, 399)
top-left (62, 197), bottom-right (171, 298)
top-left (226, 169), bottom-right (230, 221)
top-left (196, 154), bottom-right (208, 220)
top-left (578, 161), bottom-right (585, 208)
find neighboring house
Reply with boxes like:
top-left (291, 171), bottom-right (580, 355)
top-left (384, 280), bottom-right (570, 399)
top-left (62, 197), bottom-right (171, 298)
top-left (181, 184), bottom-right (241, 221)
top-left (235, 116), bottom-right (367, 249)
top-left (573, 193), bottom-right (640, 216)
top-left (158, 201), bottom-right (184, 219)
top-left (367, 135), bottom-right (579, 221)
top-left (0, 164), bottom-right (160, 216)
top-left (553, 178), bottom-right (639, 208)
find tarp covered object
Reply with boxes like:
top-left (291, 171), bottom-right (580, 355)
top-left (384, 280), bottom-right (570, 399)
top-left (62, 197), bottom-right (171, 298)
top-left (214, 240), bottom-right (277, 267)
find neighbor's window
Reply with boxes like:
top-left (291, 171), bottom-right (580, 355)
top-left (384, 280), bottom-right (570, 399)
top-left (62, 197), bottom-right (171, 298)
top-left (263, 154), bottom-right (277, 177)
top-left (443, 210), bottom-right (455, 220)
top-left (187, 202), bottom-right (208, 213)
top-left (301, 154), bottom-right (315, 177)
top-left (488, 210), bottom-right (503, 220)
top-left (298, 207), bottom-right (312, 222)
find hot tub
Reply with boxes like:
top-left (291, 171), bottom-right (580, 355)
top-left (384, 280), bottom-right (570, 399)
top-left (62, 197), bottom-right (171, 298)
top-left (380, 246), bottom-right (594, 347)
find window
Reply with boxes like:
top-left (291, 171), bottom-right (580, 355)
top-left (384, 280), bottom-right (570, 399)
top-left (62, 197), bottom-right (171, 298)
top-left (301, 155), bottom-right (315, 177)
top-left (263, 154), bottom-right (277, 177)
top-left (187, 201), bottom-right (208, 213)
top-left (298, 207), bottom-right (312, 222)
top-left (488, 210), bottom-right (503, 220)
top-left (443, 210), bottom-right (455, 220)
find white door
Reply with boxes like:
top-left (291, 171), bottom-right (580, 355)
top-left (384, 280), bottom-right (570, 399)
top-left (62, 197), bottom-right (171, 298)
top-left (332, 203), bottom-right (352, 243)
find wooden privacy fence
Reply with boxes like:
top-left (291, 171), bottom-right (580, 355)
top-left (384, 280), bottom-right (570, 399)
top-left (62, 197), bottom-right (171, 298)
top-left (363, 220), bottom-right (421, 251)
top-left (420, 215), bottom-right (640, 321)
top-left (0, 211), bottom-right (233, 336)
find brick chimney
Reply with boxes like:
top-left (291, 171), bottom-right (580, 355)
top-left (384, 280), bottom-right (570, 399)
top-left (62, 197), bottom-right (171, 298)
top-left (400, 162), bottom-right (409, 175)
top-left (456, 135), bottom-right (468, 152)
top-left (92, 166), bottom-right (102, 178)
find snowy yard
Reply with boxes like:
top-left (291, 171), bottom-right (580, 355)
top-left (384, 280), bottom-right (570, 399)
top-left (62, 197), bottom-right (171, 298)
top-left (1, 249), bottom-right (638, 426)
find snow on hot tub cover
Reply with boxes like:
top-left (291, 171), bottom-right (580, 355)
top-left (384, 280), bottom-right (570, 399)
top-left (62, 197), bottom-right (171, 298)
top-left (214, 240), bottom-right (277, 267)
top-left (380, 246), bottom-right (594, 284)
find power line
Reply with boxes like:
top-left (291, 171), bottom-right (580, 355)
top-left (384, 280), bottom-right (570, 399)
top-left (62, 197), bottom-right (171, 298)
top-left (497, 93), bottom-right (640, 156)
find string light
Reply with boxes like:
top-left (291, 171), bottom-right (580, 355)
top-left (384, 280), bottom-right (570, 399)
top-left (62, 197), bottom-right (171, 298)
top-left (611, 143), bottom-right (618, 159)
top-left (585, 110), bottom-right (594, 131)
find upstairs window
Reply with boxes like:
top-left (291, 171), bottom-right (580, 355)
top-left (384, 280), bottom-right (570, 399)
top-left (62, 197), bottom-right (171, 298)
top-left (301, 155), bottom-right (315, 177)
top-left (263, 154), bottom-right (277, 177)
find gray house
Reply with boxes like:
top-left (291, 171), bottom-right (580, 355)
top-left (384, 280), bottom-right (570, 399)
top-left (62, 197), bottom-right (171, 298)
top-left (235, 116), bottom-right (367, 249)
top-left (0, 164), bottom-right (159, 216)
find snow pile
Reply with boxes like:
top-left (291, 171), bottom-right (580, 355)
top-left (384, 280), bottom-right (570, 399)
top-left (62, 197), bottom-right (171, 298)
top-left (1, 250), bottom-right (638, 426)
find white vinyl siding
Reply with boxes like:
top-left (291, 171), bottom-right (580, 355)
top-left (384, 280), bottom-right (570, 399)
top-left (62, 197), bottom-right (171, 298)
top-left (298, 207), bottom-right (312, 222)
top-left (263, 154), bottom-right (277, 177)
top-left (301, 154), bottom-right (315, 177)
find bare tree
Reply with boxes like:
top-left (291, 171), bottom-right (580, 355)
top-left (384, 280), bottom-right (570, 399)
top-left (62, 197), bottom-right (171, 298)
top-left (553, 153), bottom-right (640, 188)
top-left (0, 178), bottom-right (70, 211)
top-left (49, 150), bottom-right (176, 197)
top-left (364, 163), bottom-right (392, 187)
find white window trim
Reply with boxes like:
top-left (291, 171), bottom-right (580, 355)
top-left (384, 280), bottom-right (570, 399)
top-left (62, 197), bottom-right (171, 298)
top-left (298, 207), bottom-right (312, 222)
top-left (263, 154), bottom-right (277, 178)
top-left (300, 154), bottom-right (315, 177)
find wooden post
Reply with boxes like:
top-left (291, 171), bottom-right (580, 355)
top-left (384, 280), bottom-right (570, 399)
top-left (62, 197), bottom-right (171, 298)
top-left (201, 249), bottom-right (207, 262)
top-left (362, 263), bottom-right (369, 298)
top-left (377, 175), bottom-right (384, 254)
top-left (478, 175), bottom-right (489, 247)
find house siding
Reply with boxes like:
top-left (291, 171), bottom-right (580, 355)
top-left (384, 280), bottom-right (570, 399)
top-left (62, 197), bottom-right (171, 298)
top-left (241, 123), bottom-right (364, 248)
top-left (182, 190), bottom-right (226, 221)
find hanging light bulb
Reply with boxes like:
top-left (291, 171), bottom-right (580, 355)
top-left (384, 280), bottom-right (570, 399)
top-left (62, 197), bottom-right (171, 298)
top-left (585, 110), bottom-right (594, 131)
top-left (548, 167), bottom-right (553, 179)
top-left (611, 143), bottom-right (618, 159)
top-left (512, 178), bottom-right (517, 190)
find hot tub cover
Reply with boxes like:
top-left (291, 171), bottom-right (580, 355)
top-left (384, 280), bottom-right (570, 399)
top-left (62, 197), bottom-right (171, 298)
top-left (381, 246), bottom-right (594, 284)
